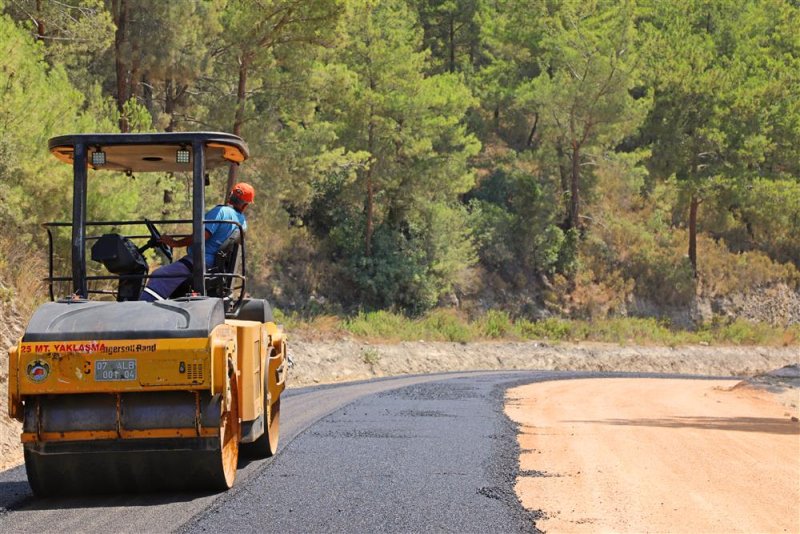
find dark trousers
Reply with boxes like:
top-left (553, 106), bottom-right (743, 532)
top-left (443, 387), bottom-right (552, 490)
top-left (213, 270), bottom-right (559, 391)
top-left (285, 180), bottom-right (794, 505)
top-left (140, 257), bottom-right (193, 302)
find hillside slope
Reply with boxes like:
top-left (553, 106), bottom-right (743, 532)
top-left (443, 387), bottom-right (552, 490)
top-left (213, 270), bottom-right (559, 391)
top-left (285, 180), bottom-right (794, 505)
top-left (0, 293), bottom-right (24, 470)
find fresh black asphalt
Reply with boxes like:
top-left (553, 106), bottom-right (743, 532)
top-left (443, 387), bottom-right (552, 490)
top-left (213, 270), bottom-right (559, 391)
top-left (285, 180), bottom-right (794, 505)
top-left (182, 372), bottom-right (544, 533)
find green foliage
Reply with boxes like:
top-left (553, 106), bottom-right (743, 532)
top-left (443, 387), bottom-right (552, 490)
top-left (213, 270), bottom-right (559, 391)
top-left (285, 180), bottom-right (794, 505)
top-left (415, 0), bottom-right (480, 74)
top-left (324, 308), bottom-right (800, 346)
top-left (3, 0), bottom-right (114, 89)
top-left (0, 13), bottom-right (115, 236)
top-left (213, 0), bottom-right (342, 135)
top-left (418, 309), bottom-right (472, 342)
top-left (729, 179), bottom-right (800, 266)
top-left (302, 0), bottom-right (480, 313)
top-left (332, 221), bottom-right (438, 311)
top-left (515, 317), bottom-right (571, 341)
top-left (476, 0), bottom-right (649, 235)
top-left (697, 236), bottom-right (800, 296)
top-left (583, 215), bottom-right (694, 307)
top-left (126, 0), bottom-right (224, 130)
top-left (344, 310), bottom-right (416, 341)
top-left (2, 0), bottom-right (800, 324)
top-left (644, 0), bottom-right (800, 181)
top-left (343, 308), bottom-right (471, 342)
top-left (526, 0), bottom-right (650, 147)
top-left (702, 319), bottom-right (778, 346)
top-left (479, 310), bottom-right (513, 338)
top-left (468, 156), bottom-right (573, 283)
top-left (638, 0), bottom-right (800, 275)
top-left (328, 202), bottom-right (476, 313)
top-left (361, 347), bottom-right (381, 365)
top-left (472, 0), bottom-right (546, 144)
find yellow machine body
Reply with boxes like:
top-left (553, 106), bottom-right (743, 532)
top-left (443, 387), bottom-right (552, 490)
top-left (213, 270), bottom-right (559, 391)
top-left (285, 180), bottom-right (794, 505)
top-left (7, 315), bottom-right (287, 494)
top-left (8, 319), bottom-right (286, 437)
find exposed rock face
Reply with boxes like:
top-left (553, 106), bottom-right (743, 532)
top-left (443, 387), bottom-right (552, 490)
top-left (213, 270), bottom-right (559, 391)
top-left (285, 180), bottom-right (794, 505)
top-left (0, 291), bottom-right (25, 352)
top-left (708, 284), bottom-right (800, 326)
top-left (628, 283), bottom-right (800, 327)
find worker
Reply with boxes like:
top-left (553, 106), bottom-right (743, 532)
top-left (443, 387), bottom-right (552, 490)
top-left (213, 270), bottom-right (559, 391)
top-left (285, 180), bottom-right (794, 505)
top-left (140, 182), bottom-right (254, 302)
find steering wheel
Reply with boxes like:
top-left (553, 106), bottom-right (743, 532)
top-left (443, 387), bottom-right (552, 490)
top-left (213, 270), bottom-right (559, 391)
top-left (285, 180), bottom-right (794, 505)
top-left (144, 218), bottom-right (173, 264)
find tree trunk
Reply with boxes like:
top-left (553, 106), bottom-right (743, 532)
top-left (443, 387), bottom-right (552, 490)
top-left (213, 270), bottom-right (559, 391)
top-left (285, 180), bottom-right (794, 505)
top-left (227, 55), bottom-right (250, 194)
top-left (365, 111), bottom-right (376, 258)
top-left (526, 113), bottom-right (539, 148)
top-left (112, 0), bottom-right (129, 132)
top-left (569, 141), bottom-right (580, 230)
top-left (448, 15), bottom-right (455, 73)
top-left (164, 78), bottom-right (176, 132)
top-left (689, 195), bottom-right (699, 277)
top-left (555, 141), bottom-right (569, 227)
top-left (129, 27), bottom-right (141, 102)
top-left (142, 74), bottom-right (155, 121)
top-left (34, 0), bottom-right (45, 40)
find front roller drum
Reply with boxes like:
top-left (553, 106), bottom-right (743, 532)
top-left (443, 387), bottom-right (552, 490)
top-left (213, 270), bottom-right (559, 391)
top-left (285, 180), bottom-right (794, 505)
top-left (242, 347), bottom-right (282, 458)
top-left (23, 385), bottom-right (240, 496)
top-left (243, 397), bottom-right (280, 458)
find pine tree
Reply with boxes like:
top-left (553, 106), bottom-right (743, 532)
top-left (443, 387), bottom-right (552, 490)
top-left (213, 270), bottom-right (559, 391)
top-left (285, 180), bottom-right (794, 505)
top-left (639, 0), bottom-right (800, 276)
top-left (312, 0), bottom-right (480, 311)
top-left (216, 0), bottom-right (343, 192)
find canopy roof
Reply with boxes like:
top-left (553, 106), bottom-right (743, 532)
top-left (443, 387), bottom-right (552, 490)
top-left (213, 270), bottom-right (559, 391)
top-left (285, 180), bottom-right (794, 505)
top-left (48, 132), bottom-right (249, 173)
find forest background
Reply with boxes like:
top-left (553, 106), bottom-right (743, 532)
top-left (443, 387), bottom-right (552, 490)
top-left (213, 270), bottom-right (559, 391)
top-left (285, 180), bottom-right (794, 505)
top-left (2, 0), bottom-right (800, 343)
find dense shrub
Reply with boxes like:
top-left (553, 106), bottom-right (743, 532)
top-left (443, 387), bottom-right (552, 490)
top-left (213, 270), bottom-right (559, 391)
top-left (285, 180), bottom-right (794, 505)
top-left (281, 308), bottom-right (800, 347)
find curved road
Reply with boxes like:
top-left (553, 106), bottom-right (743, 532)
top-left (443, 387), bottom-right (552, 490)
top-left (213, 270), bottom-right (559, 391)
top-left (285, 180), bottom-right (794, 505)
top-left (0, 371), bottom-right (719, 533)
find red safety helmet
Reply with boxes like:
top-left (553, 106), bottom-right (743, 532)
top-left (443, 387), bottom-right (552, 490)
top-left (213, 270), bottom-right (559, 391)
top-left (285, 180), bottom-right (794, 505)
top-left (230, 182), bottom-right (255, 205)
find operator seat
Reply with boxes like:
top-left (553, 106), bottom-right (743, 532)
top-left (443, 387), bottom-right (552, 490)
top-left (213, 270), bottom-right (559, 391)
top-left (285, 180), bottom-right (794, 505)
top-left (168, 227), bottom-right (241, 300)
top-left (205, 227), bottom-right (241, 299)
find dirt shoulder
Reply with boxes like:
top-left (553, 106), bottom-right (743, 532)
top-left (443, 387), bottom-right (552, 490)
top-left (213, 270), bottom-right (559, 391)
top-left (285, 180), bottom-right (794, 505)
top-left (506, 377), bottom-right (800, 533)
top-left (1, 336), bottom-right (797, 471)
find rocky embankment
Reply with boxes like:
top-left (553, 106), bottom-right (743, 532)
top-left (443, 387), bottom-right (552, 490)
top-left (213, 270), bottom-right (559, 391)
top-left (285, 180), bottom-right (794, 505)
top-left (287, 337), bottom-right (799, 387)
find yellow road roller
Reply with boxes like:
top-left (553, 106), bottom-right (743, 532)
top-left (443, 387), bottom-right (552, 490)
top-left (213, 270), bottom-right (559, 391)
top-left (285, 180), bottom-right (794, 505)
top-left (6, 132), bottom-right (287, 495)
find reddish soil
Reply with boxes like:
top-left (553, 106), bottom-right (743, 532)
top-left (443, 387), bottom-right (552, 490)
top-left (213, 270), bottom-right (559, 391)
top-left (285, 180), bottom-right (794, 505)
top-left (506, 378), bottom-right (800, 533)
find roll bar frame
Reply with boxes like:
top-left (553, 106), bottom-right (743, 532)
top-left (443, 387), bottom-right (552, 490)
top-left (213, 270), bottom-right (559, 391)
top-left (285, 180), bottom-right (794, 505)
top-left (46, 132), bottom-right (250, 310)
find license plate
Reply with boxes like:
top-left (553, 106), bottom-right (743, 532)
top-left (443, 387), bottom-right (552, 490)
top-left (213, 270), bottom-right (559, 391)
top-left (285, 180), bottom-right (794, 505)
top-left (95, 359), bottom-right (137, 381)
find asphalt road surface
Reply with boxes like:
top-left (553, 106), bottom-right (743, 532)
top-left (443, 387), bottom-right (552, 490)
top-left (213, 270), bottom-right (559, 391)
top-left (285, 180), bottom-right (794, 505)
top-left (0, 371), bottom-right (716, 533)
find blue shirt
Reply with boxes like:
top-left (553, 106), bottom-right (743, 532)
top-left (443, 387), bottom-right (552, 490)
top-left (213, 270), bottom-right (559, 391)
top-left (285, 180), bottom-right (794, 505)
top-left (187, 205), bottom-right (247, 266)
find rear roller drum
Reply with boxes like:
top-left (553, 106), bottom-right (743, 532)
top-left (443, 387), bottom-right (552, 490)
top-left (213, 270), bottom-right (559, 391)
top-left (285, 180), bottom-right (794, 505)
top-left (24, 447), bottom-right (63, 498)
top-left (23, 386), bottom-right (241, 496)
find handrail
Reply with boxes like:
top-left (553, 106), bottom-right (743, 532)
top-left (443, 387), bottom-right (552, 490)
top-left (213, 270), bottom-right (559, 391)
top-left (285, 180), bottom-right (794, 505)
top-left (46, 227), bottom-right (55, 302)
top-left (44, 217), bottom-right (248, 314)
top-left (43, 218), bottom-right (192, 227)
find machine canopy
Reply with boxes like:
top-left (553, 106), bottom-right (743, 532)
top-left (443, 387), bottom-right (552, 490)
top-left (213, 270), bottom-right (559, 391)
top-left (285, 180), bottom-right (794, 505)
top-left (48, 132), bottom-right (249, 173)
